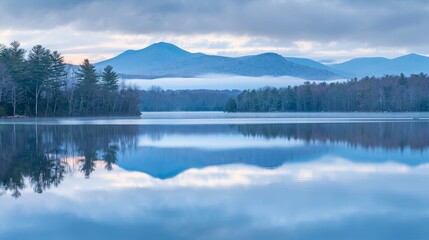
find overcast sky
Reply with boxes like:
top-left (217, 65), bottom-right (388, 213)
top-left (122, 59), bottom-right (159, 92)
top-left (0, 0), bottom-right (428, 64)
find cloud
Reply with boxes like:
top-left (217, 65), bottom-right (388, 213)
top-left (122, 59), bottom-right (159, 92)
top-left (1, 0), bottom-right (428, 45)
top-left (0, 0), bottom-right (428, 62)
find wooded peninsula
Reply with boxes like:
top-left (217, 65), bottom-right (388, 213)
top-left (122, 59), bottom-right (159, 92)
top-left (0, 41), bottom-right (140, 117)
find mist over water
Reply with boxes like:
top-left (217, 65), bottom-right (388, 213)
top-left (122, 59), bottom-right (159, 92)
top-left (124, 75), bottom-right (345, 90)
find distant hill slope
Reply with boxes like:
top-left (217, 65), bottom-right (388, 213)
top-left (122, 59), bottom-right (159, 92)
top-left (285, 57), bottom-right (352, 78)
top-left (95, 42), bottom-right (429, 80)
top-left (329, 54), bottom-right (429, 77)
top-left (95, 42), bottom-right (340, 80)
top-left (96, 42), bottom-right (195, 74)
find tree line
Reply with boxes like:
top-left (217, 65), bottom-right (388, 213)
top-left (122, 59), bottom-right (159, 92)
top-left (225, 74), bottom-right (429, 112)
top-left (0, 41), bottom-right (140, 117)
top-left (141, 86), bottom-right (238, 111)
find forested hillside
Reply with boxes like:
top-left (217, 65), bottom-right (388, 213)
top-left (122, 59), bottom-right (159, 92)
top-left (0, 41), bottom-right (140, 117)
top-left (141, 87), bottom-right (238, 111)
top-left (226, 74), bottom-right (429, 112)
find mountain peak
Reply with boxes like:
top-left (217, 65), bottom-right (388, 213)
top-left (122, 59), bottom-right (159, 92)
top-left (239, 52), bottom-right (284, 61)
top-left (116, 42), bottom-right (191, 57)
top-left (404, 53), bottom-right (422, 57)
top-left (95, 42), bottom-right (193, 74)
top-left (144, 42), bottom-right (188, 53)
top-left (153, 41), bottom-right (172, 46)
top-left (395, 53), bottom-right (427, 60)
top-left (255, 52), bottom-right (283, 58)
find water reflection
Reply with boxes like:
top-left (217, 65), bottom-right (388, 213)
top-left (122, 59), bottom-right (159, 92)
top-left (236, 122), bottom-right (429, 150)
top-left (1, 121), bottom-right (429, 239)
top-left (0, 125), bottom-right (138, 197)
top-left (0, 122), bottom-right (428, 198)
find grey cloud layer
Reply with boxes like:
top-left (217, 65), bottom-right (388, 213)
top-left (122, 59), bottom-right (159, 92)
top-left (1, 0), bottom-right (428, 47)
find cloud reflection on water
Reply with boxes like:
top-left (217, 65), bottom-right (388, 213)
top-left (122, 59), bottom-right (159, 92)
top-left (1, 157), bottom-right (429, 240)
top-left (1, 121), bottom-right (429, 239)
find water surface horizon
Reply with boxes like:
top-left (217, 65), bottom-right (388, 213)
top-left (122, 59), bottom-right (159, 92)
top-left (0, 112), bottom-right (428, 125)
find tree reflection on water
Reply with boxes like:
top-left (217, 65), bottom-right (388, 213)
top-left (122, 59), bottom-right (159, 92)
top-left (0, 124), bottom-right (138, 198)
top-left (1, 121), bottom-right (429, 198)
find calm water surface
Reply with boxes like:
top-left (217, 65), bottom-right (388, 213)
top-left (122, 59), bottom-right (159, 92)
top-left (1, 115), bottom-right (429, 239)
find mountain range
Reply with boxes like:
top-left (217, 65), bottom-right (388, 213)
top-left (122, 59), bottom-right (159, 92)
top-left (95, 42), bottom-right (429, 80)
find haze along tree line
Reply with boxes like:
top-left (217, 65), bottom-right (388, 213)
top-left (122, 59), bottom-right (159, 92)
top-left (140, 73), bottom-right (429, 113)
top-left (0, 41), bottom-right (140, 117)
top-left (225, 74), bottom-right (429, 112)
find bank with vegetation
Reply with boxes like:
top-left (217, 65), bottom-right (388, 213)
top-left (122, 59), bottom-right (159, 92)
top-left (225, 74), bottom-right (429, 112)
top-left (0, 41), bottom-right (140, 117)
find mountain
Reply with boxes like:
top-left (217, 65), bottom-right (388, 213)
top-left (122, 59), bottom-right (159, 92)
top-left (96, 42), bottom-right (196, 74)
top-left (285, 57), bottom-right (335, 71)
top-left (285, 57), bottom-right (352, 77)
top-left (95, 42), bottom-right (340, 80)
top-left (95, 42), bottom-right (429, 80)
top-left (329, 54), bottom-right (429, 77)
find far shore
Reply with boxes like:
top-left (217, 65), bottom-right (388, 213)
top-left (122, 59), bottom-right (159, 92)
top-left (1, 112), bottom-right (429, 124)
top-left (0, 115), bottom-right (30, 119)
top-left (2, 112), bottom-right (429, 119)
top-left (139, 111), bottom-right (429, 119)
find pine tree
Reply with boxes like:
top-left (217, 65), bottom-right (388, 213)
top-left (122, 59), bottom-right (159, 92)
top-left (76, 59), bottom-right (99, 115)
top-left (101, 65), bottom-right (119, 92)
top-left (0, 41), bottom-right (26, 115)
top-left (224, 98), bottom-right (237, 112)
top-left (27, 45), bottom-right (52, 116)
top-left (46, 51), bottom-right (67, 115)
top-left (76, 59), bottom-right (98, 87)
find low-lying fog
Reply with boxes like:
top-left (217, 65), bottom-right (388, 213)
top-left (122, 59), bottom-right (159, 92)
top-left (124, 75), bottom-right (345, 90)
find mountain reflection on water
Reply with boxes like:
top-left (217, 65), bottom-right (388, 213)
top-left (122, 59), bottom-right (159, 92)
top-left (0, 122), bottom-right (429, 198)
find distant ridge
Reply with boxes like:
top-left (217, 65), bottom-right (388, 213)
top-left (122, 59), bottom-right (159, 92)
top-left (329, 53), bottom-right (429, 77)
top-left (95, 42), bottom-right (429, 80)
top-left (95, 42), bottom-right (339, 80)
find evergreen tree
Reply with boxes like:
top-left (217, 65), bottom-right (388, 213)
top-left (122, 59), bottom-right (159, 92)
top-left (27, 45), bottom-right (52, 116)
top-left (76, 59), bottom-right (99, 115)
top-left (1, 41), bottom-right (26, 84)
top-left (101, 65), bottom-right (120, 113)
top-left (101, 65), bottom-right (119, 92)
top-left (46, 51), bottom-right (67, 115)
top-left (0, 41), bottom-right (26, 115)
top-left (0, 62), bottom-right (11, 116)
top-left (76, 59), bottom-right (98, 87)
top-left (224, 98), bottom-right (237, 112)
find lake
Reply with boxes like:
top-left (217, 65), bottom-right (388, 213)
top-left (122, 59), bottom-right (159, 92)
top-left (1, 113), bottom-right (429, 240)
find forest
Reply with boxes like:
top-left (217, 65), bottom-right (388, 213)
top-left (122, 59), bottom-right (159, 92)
top-left (225, 74), bottom-right (429, 112)
top-left (0, 41), bottom-right (140, 117)
top-left (141, 87), bottom-right (238, 111)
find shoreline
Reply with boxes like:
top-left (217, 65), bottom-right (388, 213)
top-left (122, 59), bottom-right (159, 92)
top-left (0, 112), bottom-right (428, 126)
top-left (0, 115), bottom-right (30, 119)
top-left (1, 112), bottom-right (429, 120)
